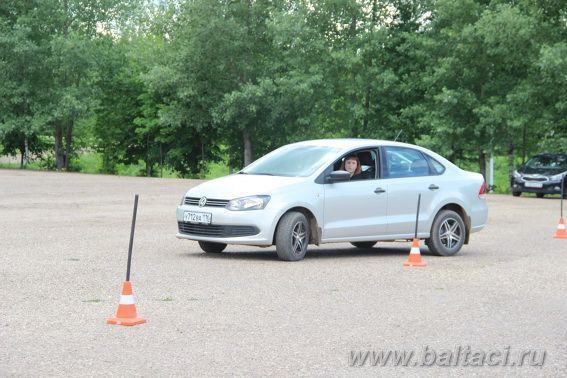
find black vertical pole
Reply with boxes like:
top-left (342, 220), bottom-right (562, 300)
top-left (561, 175), bottom-right (564, 219)
top-left (414, 193), bottom-right (421, 239)
top-left (126, 194), bottom-right (139, 282)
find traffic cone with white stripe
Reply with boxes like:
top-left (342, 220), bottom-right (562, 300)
top-left (553, 218), bottom-right (567, 239)
top-left (107, 281), bottom-right (146, 326)
top-left (403, 238), bottom-right (426, 267)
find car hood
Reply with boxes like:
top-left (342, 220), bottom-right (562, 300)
top-left (519, 166), bottom-right (566, 176)
top-left (186, 174), bottom-right (306, 199)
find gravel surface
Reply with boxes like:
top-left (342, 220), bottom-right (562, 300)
top-left (1, 169), bottom-right (566, 377)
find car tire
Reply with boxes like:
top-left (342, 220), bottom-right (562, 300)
top-left (350, 241), bottom-right (377, 249)
top-left (512, 191), bottom-right (521, 197)
top-left (536, 193), bottom-right (545, 198)
top-left (198, 241), bottom-right (227, 253)
top-left (426, 210), bottom-right (466, 256)
top-left (275, 212), bottom-right (310, 261)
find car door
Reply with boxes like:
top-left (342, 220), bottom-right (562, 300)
top-left (381, 146), bottom-right (444, 237)
top-left (322, 149), bottom-right (388, 240)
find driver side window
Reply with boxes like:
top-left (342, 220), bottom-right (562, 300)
top-left (333, 149), bottom-right (378, 180)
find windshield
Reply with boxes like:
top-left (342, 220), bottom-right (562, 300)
top-left (525, 154), bottom-right (567, 170)
top-left (242, 145), bottom-right (341, 177)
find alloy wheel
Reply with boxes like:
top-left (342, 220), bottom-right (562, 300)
top-left (439, 218), bottom-right (462, 250)
top-left (291, 221), bottom-right (307, 255)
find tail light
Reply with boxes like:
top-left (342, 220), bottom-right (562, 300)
top-left (478, 181), bottom-right (487, 199)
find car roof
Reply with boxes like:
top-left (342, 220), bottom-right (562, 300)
top-left (533, 152), bottom-right (567, 157)
top-left (291, 138), bottom-right (419, 150)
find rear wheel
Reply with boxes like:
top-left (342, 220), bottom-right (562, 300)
top-left (512, 191), bottom-right (521, 197)
top-left (198, 241), bottom-right (227, 253)
top-left (275, 212), bottom-right (310, 261)
top-left (426, 210), bottom-right (466, 256)
top-left (350, 241), bottom-right (377, 249)
top-left (536, 193), bottom-right (545, 198)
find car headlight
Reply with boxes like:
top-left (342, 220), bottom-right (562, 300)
top-left (550, 172), bottom-right (566, 181)
top-left (226, 195), bottom-right (270, 211)
top-left (513, 170), bottom-right (522, 178)
top-left (180, 195), bottom-right (186, 205)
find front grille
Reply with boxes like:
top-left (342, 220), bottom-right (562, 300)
top-left (184, 197), bottom-right (229, 207)
top-left (523, 176), bottom-right (547, 182)
top-left (178, 222), bottom-right (259, 237)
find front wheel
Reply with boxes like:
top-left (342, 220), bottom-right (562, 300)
top-left (198, 241), bottom-right (227, 253)
top-left (536, 193), bottom-right (545, 198)
top-left (426, 210), bottom-right (466, 256)
top-left (275, 212), bottom-right (310, 261)
top-left (512, 191), bottom-right (521, 197)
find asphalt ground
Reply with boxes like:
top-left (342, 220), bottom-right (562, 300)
top-left (0, 169), bottom-right (566, 377)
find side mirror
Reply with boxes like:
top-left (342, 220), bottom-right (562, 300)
top-left (327, 170), bottom-right (351, 183)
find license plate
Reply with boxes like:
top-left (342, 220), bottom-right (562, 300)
top-left (524, 181), bottom-right (543, 188)
top-left (184, 211), bottom-right (212, 224)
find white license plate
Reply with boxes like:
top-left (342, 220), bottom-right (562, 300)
top-left (524, 181), bottom-right (543, 188)
top-left (184, 211), bottom-right (212, 224)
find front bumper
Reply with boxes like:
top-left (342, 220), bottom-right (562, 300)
top-left (175, 205), bottom-right (278, 245)
top-left (510, 177), bottom-right (565, 195)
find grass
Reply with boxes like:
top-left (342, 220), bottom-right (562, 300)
top-left (204, 160), bottom-right (230, 179)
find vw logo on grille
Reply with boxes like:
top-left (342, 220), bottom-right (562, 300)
top-left (198, 196), bottom-right (207, 207)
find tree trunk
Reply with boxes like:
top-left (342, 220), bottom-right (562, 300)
top-left (522, 124), bottom-right (527, 164)
top-left (479, 150), bottom-right (487, 180)
top-left (507, 140), bottom-right (515, 179)
top-left (64, 120), bottom-right (74, 170)
top-left (55, 124), bottom-right (65, 171)
top-left (243, 129), bottom-right (252, 167)
top-left (362, 89), bottom-right (370, 136)
top-left (160, 144), bottom-right (163, 178)
top-left (24, 136), bottom-right (29, 167)
top-left (146, 134), bottom-right (152, 177)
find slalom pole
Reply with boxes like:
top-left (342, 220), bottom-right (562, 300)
top-left (561, 175), bottom-right (564, 220)
top-left (126, 194), bottom-right (139, 282)
top-left (107, 194), bottom-right (146, 326)
top-left (414, 193), bottom-right (421, 239)
top-left (404, 193), bottom-right (426, 267)
top-left (553, 176), bottom-right (567, 239)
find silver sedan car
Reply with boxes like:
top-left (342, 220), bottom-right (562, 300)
top-left (176, 139), bottom-right (488, 261)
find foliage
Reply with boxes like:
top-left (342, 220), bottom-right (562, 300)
top-left (0, 0), bottom-right (565, 180)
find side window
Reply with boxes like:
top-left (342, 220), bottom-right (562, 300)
top-left (383, 147), bottom-right (430, 178)
top-left (332, 149), bottom-right (378, 180)
top-left (424, 154), bottom-right (446, 175)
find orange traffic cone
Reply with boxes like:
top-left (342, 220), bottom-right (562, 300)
top-left (553, 218), bottom-right (567, 239)
top-left (107, 281), bottom-right (146, 326)
top-left (403, 238), bottom-right (426, 267)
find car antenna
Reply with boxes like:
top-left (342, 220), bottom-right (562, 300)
top-left (394, 130), bottom-right (403, 142)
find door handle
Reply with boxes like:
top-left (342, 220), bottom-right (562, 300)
top-left (374, 187), bottom-right (386, 194)
top-left (429, 184), bottom-right (440, 190)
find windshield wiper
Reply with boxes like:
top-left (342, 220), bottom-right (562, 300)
top-left (250, 172), bottom-right (275, 176)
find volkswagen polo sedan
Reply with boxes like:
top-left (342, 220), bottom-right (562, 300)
top-left (176, 139), bottom-right (488, 261)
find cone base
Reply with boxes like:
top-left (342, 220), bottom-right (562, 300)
top-left (403, 261), bottom-right (427, 267)
top-left (107, 317), bottom-right (146, 326)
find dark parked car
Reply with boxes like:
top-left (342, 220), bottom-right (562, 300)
top-left (511, 153), bottom-right (567, 198)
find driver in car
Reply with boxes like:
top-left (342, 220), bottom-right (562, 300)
top-left (340, 155), bottom-right (363, 180)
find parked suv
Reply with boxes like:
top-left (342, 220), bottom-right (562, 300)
top-left (511, 153), bottom-right (567, 198)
